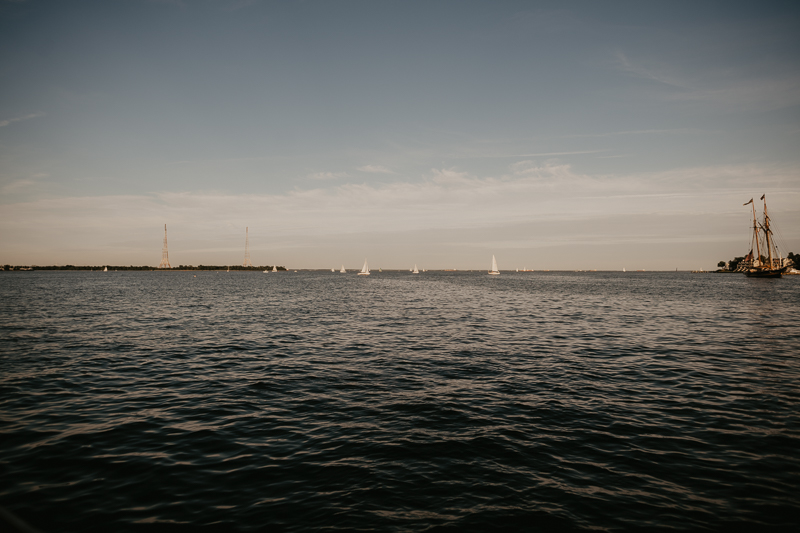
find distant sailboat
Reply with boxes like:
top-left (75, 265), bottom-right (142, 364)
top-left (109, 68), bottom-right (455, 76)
top-left (358, 259), bottom-right (370, 275)
top-left (340, 265), bottom-right (346, 273)
top-left (412, 264), bottom-right (419, 274)
top-left (331, 268), bottom-right (335, 272)
top-left (103, 266), bottom-right (107, 272)
top-left (623, 267), bottom-right (626, 272)
top-left (489, 255), bottom-right (500, 275)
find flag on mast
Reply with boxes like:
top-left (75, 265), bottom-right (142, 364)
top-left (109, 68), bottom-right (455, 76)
top-left (744, 198), bottom-right (753, 205)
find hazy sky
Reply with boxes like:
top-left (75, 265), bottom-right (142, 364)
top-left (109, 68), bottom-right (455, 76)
top-left (1, 0), bottom-right (799, 269)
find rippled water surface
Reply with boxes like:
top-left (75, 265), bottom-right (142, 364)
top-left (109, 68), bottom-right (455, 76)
top-left (1, 270), bottom-right (799, 532)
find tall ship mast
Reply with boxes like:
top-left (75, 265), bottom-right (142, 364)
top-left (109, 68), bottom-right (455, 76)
top-left (741, 195), bottom-right (788, 278)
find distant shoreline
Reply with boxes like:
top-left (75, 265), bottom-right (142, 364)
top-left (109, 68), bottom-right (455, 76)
top-left (2, 265), bottom-right (286, 272)
top-left (3, 267), bottom-right (710, 273)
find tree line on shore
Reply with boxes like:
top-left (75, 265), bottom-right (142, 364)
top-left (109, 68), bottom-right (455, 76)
top-left (717, 252), bottom-right (798, 271)
top-left (3, 265), bottom-right (286, 271)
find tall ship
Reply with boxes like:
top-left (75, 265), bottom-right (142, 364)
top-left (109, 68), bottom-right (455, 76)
top-left (739, 195), bottom-right (790, 278)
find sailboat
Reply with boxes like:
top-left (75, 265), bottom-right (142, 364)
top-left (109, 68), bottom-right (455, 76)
top-left (331, 268), bottom-right (335, 272)
top-left (103, 266), bottom-right (107, 272)
top-left (358, 259), bottom-right (370, 275)
top-left (488, 255), bottom-right (500, 275)
top-left (741, 195), bottom-right (789, 278)
top-left (623, 267), bottom-right (626, 273)
top-left (340, 265), bottom-right (346, 273)
top-left (412, 264), bottom-right (419, 274)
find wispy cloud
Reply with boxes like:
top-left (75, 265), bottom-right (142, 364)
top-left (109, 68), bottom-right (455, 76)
top-left (456, 150), bottom-right (608, 159)
top-left (308, 171), bottom-right (348, 180)
top-left (613, 48), bottom-right (800, 111)
top-left (0, 112), bottom-right (44, 128)
top-left (561, 128), bottom-right (704, 139)
top-left (0, 172), bottom-right (48, 195)
top-left (614, 50), bottom-right (687, 89)
top-left (357, 165), bottom-right (394, 174)
top-left (0, 179), bottom-right (36, 194)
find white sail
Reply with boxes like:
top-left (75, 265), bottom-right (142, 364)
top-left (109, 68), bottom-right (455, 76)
top-left (340, 265), bottom-right (346, 273)
top-left (412, 264), bottom-right (419, 274)
top-left (358, 259), bottom-right (370, 275)
top-left (489, 255), bottom-right (500, 275)
top-left (272, 265), bottom-right (277, 272)
top-left (103, 266), bottom-right (107, 272)
top-left (623, 267), bottom-right (626, 272)
top-left (331, 268), bottom-right (335, 272)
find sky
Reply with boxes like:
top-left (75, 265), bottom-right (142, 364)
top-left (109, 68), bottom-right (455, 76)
top-left (1, 0), bottom-right (799, 270)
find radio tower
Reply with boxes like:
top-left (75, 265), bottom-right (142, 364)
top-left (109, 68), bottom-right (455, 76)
top-left (158, 224), bottom-right (171, 269)
top-left (243, 227), bottom-right (253, 267)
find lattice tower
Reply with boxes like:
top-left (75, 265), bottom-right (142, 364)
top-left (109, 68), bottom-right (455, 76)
top-left (243, 227), bottom-right (253, 267)
top-left (158, 224), bottom-right (171, 269)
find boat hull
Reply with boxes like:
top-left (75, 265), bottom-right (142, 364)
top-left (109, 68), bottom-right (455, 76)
top-left (744, 267), bottom-right (787, 278)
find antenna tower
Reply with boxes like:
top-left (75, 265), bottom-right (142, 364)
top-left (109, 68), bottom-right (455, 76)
top-left (158, 224), bottom-right (171, 269)
top-left (243, 227), bottom-right (253, 267)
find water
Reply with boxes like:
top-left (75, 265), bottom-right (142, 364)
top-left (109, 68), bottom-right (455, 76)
top-left (1, 270), bottom-right (799, 532)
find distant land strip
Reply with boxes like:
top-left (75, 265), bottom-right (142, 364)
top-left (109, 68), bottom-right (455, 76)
top-left (2, 265), bottom-right (286, 271)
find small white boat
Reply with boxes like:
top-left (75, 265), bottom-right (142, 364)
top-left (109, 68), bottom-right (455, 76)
top-left (103, 266), bottom-right (107, 272)
top-left (331, 268), bottom-right (335, 272)
top-left (412, 264), bottom-right (419, 274)
top-left (623, 267), bottom-right (626, 272)
top-left (340, 265), bottom-right (346, 273)
top-left (272, 265), bottom-right (278, 272)
top-left (488, 255), bottom-right (500, 275)
top-left (358, 259), bottom-right (370, 275)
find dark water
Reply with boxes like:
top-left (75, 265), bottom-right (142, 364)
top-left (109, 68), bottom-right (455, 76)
top-left (1, 270), bottom-right (799, 532)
